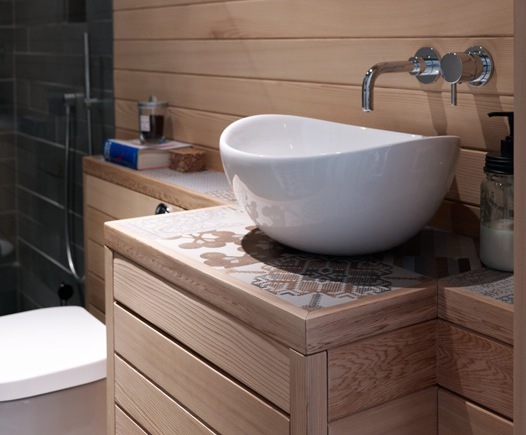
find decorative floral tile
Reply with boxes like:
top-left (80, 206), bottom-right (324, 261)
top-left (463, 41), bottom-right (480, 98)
top-left (118, 206), bottom-right (432, 311)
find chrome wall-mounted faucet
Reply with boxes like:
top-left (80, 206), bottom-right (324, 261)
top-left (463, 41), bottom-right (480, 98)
top-left (362, 47), bottom-right (440, 112)
top-left (440, 46), bottom-right (493, 106)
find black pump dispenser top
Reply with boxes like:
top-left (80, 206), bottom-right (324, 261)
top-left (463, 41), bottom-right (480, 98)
top-left (485, 111), bottom-right (514, 175)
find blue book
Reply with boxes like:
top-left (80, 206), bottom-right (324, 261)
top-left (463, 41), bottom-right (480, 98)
top-left (103, 139), bottom-right (190, 170)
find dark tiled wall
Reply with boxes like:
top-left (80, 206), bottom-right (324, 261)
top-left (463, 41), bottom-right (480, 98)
top-left (0, 0), bottom-right (17, 314)
top-left (14, 0), bottom-right (114, 310)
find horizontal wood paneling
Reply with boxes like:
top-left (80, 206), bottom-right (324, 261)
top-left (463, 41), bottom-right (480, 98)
top-left (114, 0), bottom-right (513, 236)
top-left (114, 0), bottom-right (512, 38)
top-left (115, 357), bottom-right (216, 434)
top-left (114, 39), bottom-right (512, 92)
top-left (115, 73), bottom-right (513, 152)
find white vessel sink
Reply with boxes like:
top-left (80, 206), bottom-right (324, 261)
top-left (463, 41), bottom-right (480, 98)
top-left (220, 114), bottom-right (460, 255)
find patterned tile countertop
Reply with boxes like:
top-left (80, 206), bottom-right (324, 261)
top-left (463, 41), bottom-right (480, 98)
top-left (140, 168), bottom-right (236, 203)
top-left (109, 205), bottom-right (512, 311)
top-left (439, 268), bottom-right (514, 305)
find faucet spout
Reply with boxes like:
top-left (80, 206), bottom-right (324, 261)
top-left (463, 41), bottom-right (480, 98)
top-left (361, 47), bottom-right (441, 112)
top-left (362, 60), bottom-right (420, 112)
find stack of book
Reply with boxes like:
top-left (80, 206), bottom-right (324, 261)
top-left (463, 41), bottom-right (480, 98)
top-left (103, 138), bottom-right (191, 170)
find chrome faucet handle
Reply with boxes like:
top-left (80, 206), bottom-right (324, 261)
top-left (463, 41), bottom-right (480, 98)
top-left (410, 47), bottom-right (441, 84)
top-left (440, 46), bottom-right (493, 106)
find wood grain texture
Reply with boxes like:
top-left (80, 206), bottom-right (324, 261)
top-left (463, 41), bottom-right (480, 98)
top-left (114, 38), bottom-right (512, 93)
top-left (113, 304), bottom-right (290, 435)
top-left (438, 284), bottom-right (513, 345)
top-left (115, 406), bottom-right (148, 435)
top-left (114, 0), bottom-right (512, 39)
top-left (114, 257), bottom-right (291, 412)
top-left (437, 321), bottom-right (513, 419)
top-left (290, 350), bottom-right (328, 435)
top-left (87, 239), bottom-right (104, 279)
top-left (85, 271), bottom-right (105, 316)
top-left (305, 285), bottom-right (436, 353)
top-left (329, 387), bottom-right (438, 435)
top-left (85, 206), bottom-right (114, 246)
top-left (115, 357), bottom-right (216, 435)
top-left (85, 174), bottom-right (182, 220)
top-left (328, 321), bottom-right (437, 421)
top-left (438, 389), bottom-right (513, 435)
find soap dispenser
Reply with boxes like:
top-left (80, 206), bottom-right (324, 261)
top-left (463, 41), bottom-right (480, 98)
top-left (480, 111), bottom-right (514, 272)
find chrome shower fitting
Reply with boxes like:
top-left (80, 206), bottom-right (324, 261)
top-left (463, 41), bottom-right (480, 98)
top-left (439, 46), bottom-right (493, 107)
top-left (362, 47), bottom-right (441, 112)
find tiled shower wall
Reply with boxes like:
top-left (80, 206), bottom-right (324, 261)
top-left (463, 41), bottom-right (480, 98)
top-left (13, 0), bottom-right (114, 311)
top-left (0, 0), bottom-right (16, 314)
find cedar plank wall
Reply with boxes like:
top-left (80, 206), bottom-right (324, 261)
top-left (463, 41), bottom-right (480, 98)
top-left (113, 0), bottom-right (513, 237)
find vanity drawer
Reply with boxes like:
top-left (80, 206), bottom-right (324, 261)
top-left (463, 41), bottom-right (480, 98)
top-left (115, 405), bottom-right (147, 435)
top-left (114, 304), bottom-right (290, 435)
top-left (437, 321), bottom-right (513, 419)
top-left (85, 174), bottom-right (183, 219)
top-left (113, 257), bottom-right (290, 412)
top-left (115, 356), bottom-right (215, 435)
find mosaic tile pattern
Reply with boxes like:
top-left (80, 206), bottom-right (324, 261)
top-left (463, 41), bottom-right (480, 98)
top-left (440, 268), bottom-right (514, 304)
top-left (118, 206), bottom-right (433, 310)
top-left (140, 168), bottom-right (236, 201)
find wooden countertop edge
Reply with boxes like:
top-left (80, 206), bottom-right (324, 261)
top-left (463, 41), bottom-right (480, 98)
top-left (305, 283), bottom-right (437, 353)
top-left (438, 285), bottom-right (513, 345)
top-left (105, 221), bottom-right (310, 353)
top-left (83, 155), bottom-right (229, 210)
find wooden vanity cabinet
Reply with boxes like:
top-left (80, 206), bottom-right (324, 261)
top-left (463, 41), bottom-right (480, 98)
top-left (84, 174), bottom-right (183, 321)
top-left (104, 207), bottom-right (514, 434)
top-left (106, 252), bottom-right (438, 435)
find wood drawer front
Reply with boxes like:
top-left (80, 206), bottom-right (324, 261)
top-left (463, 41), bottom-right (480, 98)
top-left (115, 356), bottom-right (215, 435)
top-left (85, 206), bottom-right (114, 246)
top-left (437, 321), bottom-right (513, 419)
top-left (85, 174), bottom-right (183, 219)
top-left (113, 257), bottom-right (290, 412)
top-left (438, 389), bottom-right (513, 435)
top-left (328, 321), bottom-right (437, 421)
top-left (86, 272), bottom-right (105, 320)
top-left (329, 387), bottom-right (437, 435)
top-left (114, 304), bottom-right (290, 435)
top-left (87, 239), bottom-right (105, 279)
top-left (115, 405), bottom-right (148, 435)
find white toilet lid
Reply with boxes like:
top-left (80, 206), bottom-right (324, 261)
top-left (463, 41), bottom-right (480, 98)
top-left (0, 306), bottom-right (106, 402)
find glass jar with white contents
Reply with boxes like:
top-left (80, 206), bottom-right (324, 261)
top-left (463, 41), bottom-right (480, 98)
top-left (480, 172), bottom-right (513, 271)
top-left (479, 111), bottom-right (514, 272)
